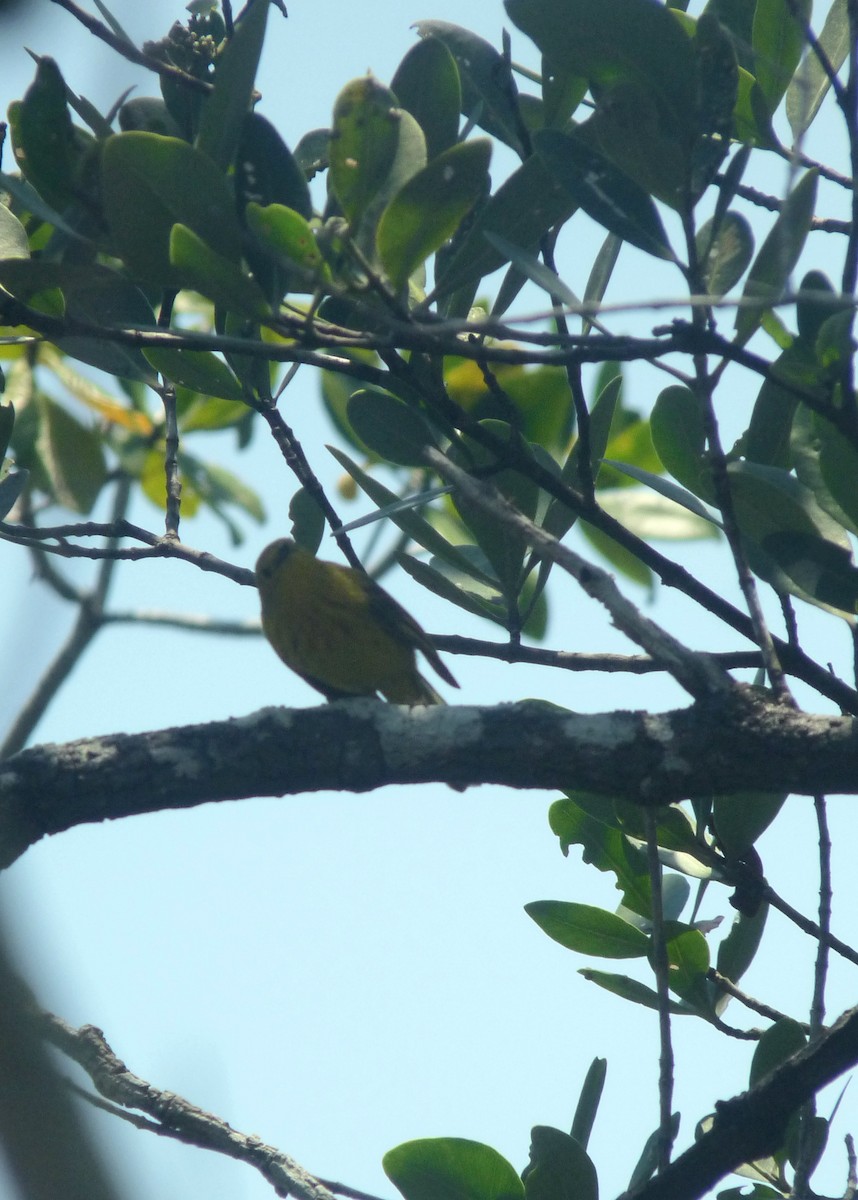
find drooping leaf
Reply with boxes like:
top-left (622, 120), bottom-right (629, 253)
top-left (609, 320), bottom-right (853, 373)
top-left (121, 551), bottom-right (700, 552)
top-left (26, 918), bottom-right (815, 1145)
top-left (713, 902), bottom-right (768, 1014)
top-left (36, 394), bottom-right (107, 513)
top-left (651, 385), bottom-right (714, 502)
top-left (602, 462), bottom-right (720, 529)
top-left (0, 469), bottom-right (28, 520)
top-left (750, 1019), bottom-right (806, 1087)
top-left (786, 0), bottom-right (850, 136)
top-left (399, 551), bottom-right (508, 625)
top-left (713, 792), bottom-right (786, 859)
top-left (535, 130), bottom-right (675, 260)
top-left (434, 152), bottom-right (576, 298)
top-left (448, 420), bottom-right (541, 595)
top-left (663, 924), bottom-right (712, 1011)
top-left (735, 169), bottom-right (817, 342)
top-left (288, 486), bottom-right (326, 555)
top-left (327, 445), bottom-right (486, 579)
top-left (729, 459), bottom-right (858, 615)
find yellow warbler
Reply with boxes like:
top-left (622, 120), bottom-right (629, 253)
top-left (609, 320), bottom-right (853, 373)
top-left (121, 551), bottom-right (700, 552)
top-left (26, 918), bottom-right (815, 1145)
top-left (256, 538), bottom-right (458, 704)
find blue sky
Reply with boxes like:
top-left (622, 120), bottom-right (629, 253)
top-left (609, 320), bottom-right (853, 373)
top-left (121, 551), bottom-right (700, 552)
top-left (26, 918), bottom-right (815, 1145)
top-left (0, 4), bottom-right (855, 1200)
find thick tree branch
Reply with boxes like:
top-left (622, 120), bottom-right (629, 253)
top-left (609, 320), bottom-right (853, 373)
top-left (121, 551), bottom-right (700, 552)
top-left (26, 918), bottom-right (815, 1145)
top-left (0, 694), bottom-right (856, 869)
top-left (620, 1003), bottom-right (858, 1200)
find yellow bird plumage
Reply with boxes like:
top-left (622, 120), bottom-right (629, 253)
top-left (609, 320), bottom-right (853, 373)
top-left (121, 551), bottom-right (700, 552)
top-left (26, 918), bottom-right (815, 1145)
top-left (255, 538), bottom-right (458, 704)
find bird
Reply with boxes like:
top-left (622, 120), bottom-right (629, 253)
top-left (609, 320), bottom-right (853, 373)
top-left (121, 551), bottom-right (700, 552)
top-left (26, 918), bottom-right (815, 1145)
top-left (255, 537), bottom-right (458, 704)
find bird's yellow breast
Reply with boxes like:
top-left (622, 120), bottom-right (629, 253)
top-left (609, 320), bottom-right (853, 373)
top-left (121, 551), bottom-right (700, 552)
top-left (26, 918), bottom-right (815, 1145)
top-left (257, 540), bottom-right (432, 701)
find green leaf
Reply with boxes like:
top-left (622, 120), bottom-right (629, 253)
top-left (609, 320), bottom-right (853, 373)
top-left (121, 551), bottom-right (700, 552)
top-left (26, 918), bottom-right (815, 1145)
top-left (570, 1059), bottom-right (607, 1152)
top-left (0, 469), bottom-right (28, 520)
top-left (696, 211), bottom-right (754, 296)
top-left (796, 407), bottom-right (858, 538)
top-left (434, 153), bottom-right (576, 298)
top-left (195, 0), bottom-right (269, 171)
top-left (399, 552), bottom-right (508, 625)
top-left (143, 347), bottom-right (244, 403)
top-left (786, 0), bottom-right (849, 136)
top-left (602, 463), bottom-right (720, 530)
top-left (735, 169), bottom-right (817, 342)
top-left (580, 519), bottom-right (654, 589)
top-left (714, 902), bottom-right (768, 1013)
top-left (0, 259), bottom-right (158, 382)
top-left (750, 1019), bottom-right (806, 1087)
top-left (169, 223), bottom-right (269, 317)
top-left (449, 421), bottom-right (541, 595)
top-left (384, 1139), bottom-right (524, 1200)
top-left (329, 76), bottom-right (403, 228)
top-left (414, 22), bottom-right (526, 155)
top-left (548, 795), bottom-right (651, 916)
top-left (523, 1127), bottom-right (598, 1200)
top-left (377, 139), bottom-right (491, 291)
top-left (288, 487), bottom-right (326, 554)
top-left (796, 270), bottom-right (844, 345)
top-left (9, 58), bottom-right (83, 212)
top-left (534, 130), bottom-right (675, 260)
top-left (505, 0), bottom-right (698, 132)
top-left (0, 404), bottom-right (14, 462)
top-left (101, 132), bottom-right (244, 285)
top-left (542, 55), bottom-right (588, 129)
top-left (326, 445), bottom-right (484, 579)
top-left (118, 96), bottom-right (183, 137)
top-left (36, 394), bottom-right (107, 513)
top-left (752, 0), bottom-right (811, 115)
top-left (346, 388), bottom-right (436, 467)
top-left (650, 385), bottom-right (714, 502)
top-left (246, 203), bottom-right (331, 287)
top-left (691, 12), bottom-right (738, 196)
top-left (391, 36), bottom-right (462, 160)
top-left (745, 343), bottom-right (825, 469)
top-left (729, 459), bottom-right (858, 615)
top-left (664, 925), bottom-right (712, 1010)
top-left (713, 792), bottom-right (786, 858)
top-left (0, 203), bottom-right (30, 260)
top-left (579, 969), bottom-right (693, 1015)
top-left (525, 901), bottom-right (650, 958)
top-left (235, 112), bottom-right (311, 218)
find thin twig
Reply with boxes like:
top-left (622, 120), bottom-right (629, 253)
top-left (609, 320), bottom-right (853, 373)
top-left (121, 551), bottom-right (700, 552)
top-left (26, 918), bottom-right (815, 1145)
top-left (645, 808), bottom-right (675, 1171)
top-left (47, 0), bottom-right (213, 92)
top-left (707, 970), bottom-right (810, 1030)
top-left (38, 1011), bottom-right (341, 1200)
top-left (424, 448), bottom-right (733, 702)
